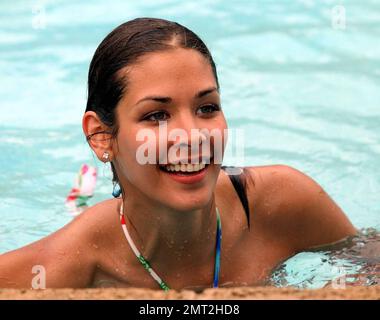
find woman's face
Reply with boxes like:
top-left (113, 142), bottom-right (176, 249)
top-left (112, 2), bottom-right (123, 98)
top-left (113, 48), bottom-right (227, 211)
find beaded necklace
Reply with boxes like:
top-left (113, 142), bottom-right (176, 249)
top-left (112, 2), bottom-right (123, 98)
top-left (119, 201), bottom-right (222, 291)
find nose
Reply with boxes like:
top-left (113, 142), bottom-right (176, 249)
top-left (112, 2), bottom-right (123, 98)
top-left (166, 111), bottom-right (209, 163)
top-left (169, 111), bottom-right (206, 146)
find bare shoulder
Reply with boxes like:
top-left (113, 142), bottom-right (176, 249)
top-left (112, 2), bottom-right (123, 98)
top-left (0, 198), bottom-right (120, 288)
top-left (244, 164), bottom-right (357, 252)
top-left (66, 198), bottom-right (121, 242)
top-left (38, 198), bottom-right (119, 249)
top-left (43, 198), bottom-right (122, 264)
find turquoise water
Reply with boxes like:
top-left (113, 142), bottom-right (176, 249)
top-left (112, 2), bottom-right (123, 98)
top-left (0, 0), bottom-right (379, 288)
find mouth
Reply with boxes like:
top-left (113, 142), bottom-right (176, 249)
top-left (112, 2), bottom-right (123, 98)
top-left (158, 162), bottom-right (209, 175)
top-left (157, 159), bottom-right (212, 184)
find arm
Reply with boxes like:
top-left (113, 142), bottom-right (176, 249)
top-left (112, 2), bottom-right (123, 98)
top-left (247, 165), bottom-right (357, 253)
top-left (0, 213), bottom-right (97, 289)
top-left (0, 240), bottom-right (49, 289)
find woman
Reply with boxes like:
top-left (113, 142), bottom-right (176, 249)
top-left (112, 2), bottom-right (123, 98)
top-left (0, 17), bottom-right (356, 290)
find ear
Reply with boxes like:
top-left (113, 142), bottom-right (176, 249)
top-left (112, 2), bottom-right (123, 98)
top-left (82, 111), bottom-right (114, 162)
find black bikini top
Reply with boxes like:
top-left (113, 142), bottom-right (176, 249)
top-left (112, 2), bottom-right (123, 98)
top-left (220, 165), bottom-right (251, 228)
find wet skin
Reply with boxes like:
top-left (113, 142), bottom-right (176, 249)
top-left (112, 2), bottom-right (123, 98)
top-left (0, 164), bottom-right (356, 289)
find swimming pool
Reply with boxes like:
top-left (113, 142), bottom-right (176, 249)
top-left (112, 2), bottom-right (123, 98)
top-left (0, 0), bottom-right (379, 288)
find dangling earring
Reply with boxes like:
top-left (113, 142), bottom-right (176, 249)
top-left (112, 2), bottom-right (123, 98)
top-left (102, 152), bottom-right (109, 162)
top-left (112, 183), bottom-right (122, 198)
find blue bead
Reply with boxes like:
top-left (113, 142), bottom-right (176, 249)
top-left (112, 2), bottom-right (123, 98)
top-left (112, 184), bottom-right (122, 198)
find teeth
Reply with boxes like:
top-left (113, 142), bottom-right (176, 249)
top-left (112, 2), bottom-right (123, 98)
top-left (163, 163), bottom-right (206, 173)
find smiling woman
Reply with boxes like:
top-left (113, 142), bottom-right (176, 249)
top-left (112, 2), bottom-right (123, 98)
top-left (0, 17), bottom-right (357, 290)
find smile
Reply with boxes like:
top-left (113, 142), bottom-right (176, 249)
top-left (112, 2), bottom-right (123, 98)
top-left (158, 161), bottom-right (211, 184)
top-left (159, 163), bottom-right (206, 173)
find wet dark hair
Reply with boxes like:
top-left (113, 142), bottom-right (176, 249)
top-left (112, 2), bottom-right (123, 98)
top-left (85, 17), bottom-right (220, 189)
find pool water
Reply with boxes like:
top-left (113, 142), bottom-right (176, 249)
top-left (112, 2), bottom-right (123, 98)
top-left (0, 0), bottom-right (379, 288)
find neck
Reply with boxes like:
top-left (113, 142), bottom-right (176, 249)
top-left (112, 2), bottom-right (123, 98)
top-left (120, 194), bottom-right (218, 271)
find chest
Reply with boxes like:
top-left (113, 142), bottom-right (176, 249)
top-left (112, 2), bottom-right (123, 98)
top-left (91, 171), bottom-right (292, 289)
top-left (91, 228), bottom-right (288, 290)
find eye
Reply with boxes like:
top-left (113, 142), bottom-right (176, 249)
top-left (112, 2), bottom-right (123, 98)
top-left (143, 111), bottom-right (169, 122)
top-left (197, 104), bottom-right (220, 115)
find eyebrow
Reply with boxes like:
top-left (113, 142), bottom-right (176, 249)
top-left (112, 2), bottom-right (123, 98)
top-left (134, 87), bottom-right (218, 106)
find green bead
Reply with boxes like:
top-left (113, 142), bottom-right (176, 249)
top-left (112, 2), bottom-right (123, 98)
top-left (138, 255), bottom-right (151, 270)
top-left (160, 282), bottom-right (170, 291)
